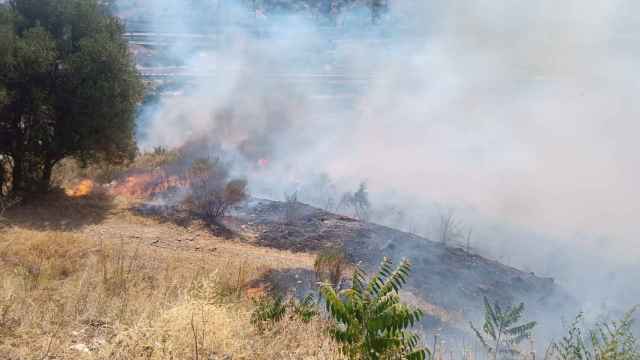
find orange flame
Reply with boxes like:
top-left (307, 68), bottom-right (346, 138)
top-left (110, 171), bottom-right (190, 199)
top-left (66, 179), bottom-right (94, 197)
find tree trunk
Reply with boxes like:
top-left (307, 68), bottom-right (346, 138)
top-left (38, 159), bottom-right (55, 193)
top-left (11, 154), bottom-right (23, 193)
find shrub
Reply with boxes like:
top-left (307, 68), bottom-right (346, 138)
top-left (134, 148), bottom-right (181, 171)
top-left (314, 247), bottom-right (348, 288)
top-left (470, 297), bottom-right (537, 360)
top-left (320, 257), bottom-right (428, 360)
top-left (339, 182), bottom-right (371, 221)
top-left (437, 209), bottom-right (463, 244)
top-left (250, 293), bottom-right (319, 332)
top-left (0, 156), bottom-right (11, 195)
top-left (251, 295), bottom-right (287, 332)
top-left (291, 294), bottom-right (319, 323)
top-left (0, 194), bottom-right (19, 222)
top-left (283, 190), bottom-right (301, 224)
top-left (185, 158), bottom-right (248, 220)
top-left (551, 307), bottom-right (639, 360)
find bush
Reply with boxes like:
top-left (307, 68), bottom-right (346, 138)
top-left (283, 190), bottom-right (301, 224)
top-left (185, 158), bottom-right (248, 220)
top-left (291, 294), bottom-right (319, 323)
top-left (251, 295), bottom-right (287, 332)
top-left (0, 156), bottom-right (10, 196)
top-left (133, 148), bottom-right (181, 171)
top-left (339, 182), bottom-right (371, 221)
top-left (550, 308), bottom-right (639, 360)
top-left (0, 194), bottom-right (19, 222)
top-left (470, 297), bottom-right (536, 360)
top-left (314, 247), bottom-right (347, 288)
top-left (320, 257), bottom-right (428, 360)
top-left (52, 158), bottom-right (129, 188)
top-left (250, 293), bottom-right (319, 332)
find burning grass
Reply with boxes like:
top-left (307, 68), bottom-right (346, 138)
top-left (0, 228), bottom-right (339, 359)
top-left (109, 171), bottom-right (190, 199)
top-left (66, 179), bottom-right (95, 197)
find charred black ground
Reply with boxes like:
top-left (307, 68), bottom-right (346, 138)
top-left (138, 196), bottom-right (572, 324)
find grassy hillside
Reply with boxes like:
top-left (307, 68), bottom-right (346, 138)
top-left (0, 226), bottom-right (338, 359)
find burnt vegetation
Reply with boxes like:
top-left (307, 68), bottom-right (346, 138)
top-left (184, 158), bottom-right (248, 221)
top-left (339, 182), bottom-right (371, 221)
top-left (314, 246), bottom-right (348, 288)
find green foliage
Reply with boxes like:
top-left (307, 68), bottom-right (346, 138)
top-left (314, 247), bottom-right (347, 288)
top-left (250, 295), bottom-right (287, 332)
top-left (320, 257), bottom-right (428, 360)
top-left (551, 307), bottom-right (639, 360)
top-left (291, 294), bottom-right (319, 323)
top-left (470, 297), bottom-right (537, 360)
top-left (251, 293), bottom-right (319, 332)
top-left (0, 0), bottom-right (143, 193)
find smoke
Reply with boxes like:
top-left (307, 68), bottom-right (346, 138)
top-left (122, 0), bottom-right (640, 315)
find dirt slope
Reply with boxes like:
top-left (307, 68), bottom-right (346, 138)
top-left (224, 198), bottom-right (572, 317)
top-left (5, 191), bottom-right (571, 333)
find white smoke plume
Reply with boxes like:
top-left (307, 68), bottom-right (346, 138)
top-left (121, 0), bottom-right (640, 314)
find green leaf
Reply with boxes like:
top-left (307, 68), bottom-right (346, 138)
top-left (320, 255), bottom-right (428, 359)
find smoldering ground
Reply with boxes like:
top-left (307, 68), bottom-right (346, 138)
top-left (121, 0), bottom-right (640, 326)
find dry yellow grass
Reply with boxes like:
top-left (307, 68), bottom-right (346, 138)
top-left (0, 228), bottom-right (339, 359)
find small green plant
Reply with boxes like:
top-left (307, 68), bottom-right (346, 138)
top-left (470, 297), bottom-right (537, 360)
top-left (320, 257), bottom-right (428, 360)
top-left (551, 307), bottom-right (639, 360)
top-left (291, 294), bottom-right (319, 323)
top-left (314, 247), bottom-right (347, 288)
top-left (250, 295), bottom-right (287, 332)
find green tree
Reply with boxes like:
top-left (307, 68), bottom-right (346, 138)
top-left (320, 257), bottom-right (428, 360)
top-left (0, 0), bottom-right (143, 193)
top-left (470, 297), bottom-right (537, 360)
top-left (552, 307), bottom-right (639, 360)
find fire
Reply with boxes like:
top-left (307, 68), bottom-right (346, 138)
top-left (110, 171), bottom-right (190, 199)
top-left (66, 179), bottom-right (94, 197)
